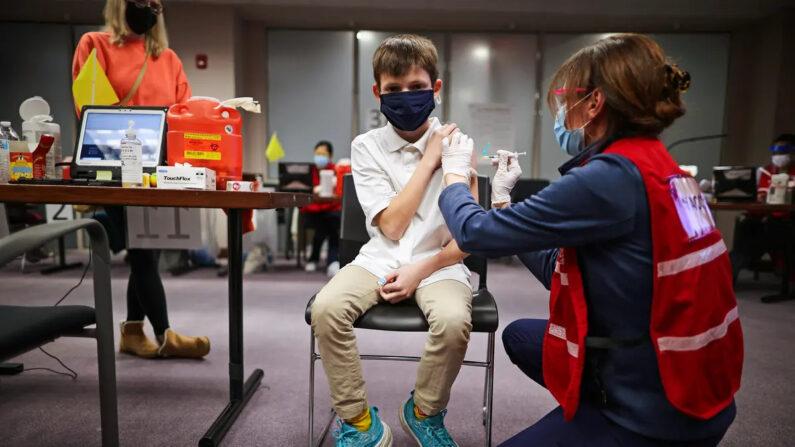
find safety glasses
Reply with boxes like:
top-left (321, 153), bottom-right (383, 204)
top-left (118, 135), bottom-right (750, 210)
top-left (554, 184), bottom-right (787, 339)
top-left (128, 0), bottom-right (163, 15)
top-left (770, 145), bottom-right (795, 153)
top-left (553, 87), bottom-right (595, 113)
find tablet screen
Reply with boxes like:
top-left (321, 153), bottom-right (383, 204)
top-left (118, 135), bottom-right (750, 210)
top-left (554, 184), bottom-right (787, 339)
top-left (76, 109), bottom-right (166, 167)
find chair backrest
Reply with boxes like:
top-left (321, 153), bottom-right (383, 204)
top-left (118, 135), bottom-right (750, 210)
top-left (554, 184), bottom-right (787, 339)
top-left (339, 174), bottom-right (370, 267)
top-left (339, 174), bottom-right (489, 289)
top-left (510, 178), bottom-right (550, 203)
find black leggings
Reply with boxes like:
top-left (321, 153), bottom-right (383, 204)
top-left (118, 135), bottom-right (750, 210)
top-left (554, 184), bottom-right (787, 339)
top-left (125, 249), bottom-right (170, 334)
top-left (97, 207), bottom-right (170, 335)
top-left (304, 210), bottom-right (340, 266)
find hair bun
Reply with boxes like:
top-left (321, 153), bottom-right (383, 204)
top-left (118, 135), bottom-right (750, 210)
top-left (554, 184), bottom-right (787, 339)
top-left (665, 64), bottom-right (691, 93)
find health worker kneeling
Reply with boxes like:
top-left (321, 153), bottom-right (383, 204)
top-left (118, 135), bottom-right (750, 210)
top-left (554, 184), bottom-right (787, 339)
top-left (438, 33), bottom-right (743, 447)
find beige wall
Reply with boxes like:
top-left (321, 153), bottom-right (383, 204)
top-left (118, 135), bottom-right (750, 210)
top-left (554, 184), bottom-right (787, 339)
top-left (717, 12), bottom-right (794, 245)
top-left (167, 4), bottom-right (237, 102)
top-left (237, 21), bottom-right (269, 177)
top-left (723, 14), bottom-right (795, 166)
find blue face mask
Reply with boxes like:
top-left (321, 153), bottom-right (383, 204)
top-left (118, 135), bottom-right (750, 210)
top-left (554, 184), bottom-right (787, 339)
top-left (314, 155), bottom-right (330, 168)
top-left (553, 92), bottom-right (593, 156)
top-left (379, 89), bottom-right (436, 131)
top-left (553, 107), bottom-right (586, 156)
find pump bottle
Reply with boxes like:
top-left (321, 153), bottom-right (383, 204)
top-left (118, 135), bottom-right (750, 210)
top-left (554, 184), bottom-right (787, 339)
top-left (120, 120), bottom-right (143, 187)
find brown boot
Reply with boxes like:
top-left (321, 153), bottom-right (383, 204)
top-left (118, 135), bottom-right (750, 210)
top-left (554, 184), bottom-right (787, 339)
top-left (119, 321), bottom-right (159, 358)
top-left (157, 329), bottom-right (211, 359)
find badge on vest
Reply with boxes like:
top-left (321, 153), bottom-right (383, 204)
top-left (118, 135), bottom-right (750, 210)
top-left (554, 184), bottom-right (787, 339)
top-left (669, 175), bottom-right (716, 240)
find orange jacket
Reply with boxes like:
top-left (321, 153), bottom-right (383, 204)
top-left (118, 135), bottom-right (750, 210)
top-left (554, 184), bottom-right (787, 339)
top-left (72, 31), bottom-right (191, 115)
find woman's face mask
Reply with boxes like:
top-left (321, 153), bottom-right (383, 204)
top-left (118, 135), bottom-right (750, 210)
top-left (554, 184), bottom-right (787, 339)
top-left (379, 89), bottom-right (436, 131)
top-left (553, 92), bottom-right (593, 156)
top-left (314, 154), bottom-right (330, 169)
top-left (772, 154), bottom-right (792, 169)
top-left (126, 1), bottom-right (159, 35)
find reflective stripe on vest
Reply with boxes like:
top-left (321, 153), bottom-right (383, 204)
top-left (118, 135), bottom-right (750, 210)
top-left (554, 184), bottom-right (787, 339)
top-left (657, 239), bottom-right (727, 278)
top-left (548, 323), bottom-right (580, 358)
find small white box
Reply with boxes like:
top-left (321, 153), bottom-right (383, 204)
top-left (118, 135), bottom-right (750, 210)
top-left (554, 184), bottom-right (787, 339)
top-left (156, 166), bottom-right (216, 190)
top-left (226, 180), bottom-right (258, 192)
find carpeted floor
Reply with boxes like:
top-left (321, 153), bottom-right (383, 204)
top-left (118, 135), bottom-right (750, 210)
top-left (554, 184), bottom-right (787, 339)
top-left (0, 253), bottom-right (793, 446)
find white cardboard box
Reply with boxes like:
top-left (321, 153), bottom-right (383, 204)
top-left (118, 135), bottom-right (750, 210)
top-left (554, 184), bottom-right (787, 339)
top-left (156, 166), bottom-right (216, 190)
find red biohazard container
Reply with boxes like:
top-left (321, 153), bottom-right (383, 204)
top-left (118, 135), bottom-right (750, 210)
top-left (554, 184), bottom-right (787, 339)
top-left (167, 97), bottom-right (242, 189)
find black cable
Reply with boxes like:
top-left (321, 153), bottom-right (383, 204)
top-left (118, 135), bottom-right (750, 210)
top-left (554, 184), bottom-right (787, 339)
top-left (25, 210), bottom-right (99, 379)
top-left (53, 244), bottom-right (91, 307)
top-left (22, 347), bottom-right (78, 380)
top-left (22, 367), bottom-right (76, 379)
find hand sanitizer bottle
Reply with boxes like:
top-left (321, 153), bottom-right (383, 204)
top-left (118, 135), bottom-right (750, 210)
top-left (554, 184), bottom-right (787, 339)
top-left (120, 120), bottom-right (142, 187)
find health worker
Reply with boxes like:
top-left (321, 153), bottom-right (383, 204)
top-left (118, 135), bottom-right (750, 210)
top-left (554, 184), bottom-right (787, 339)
top-left (437, 33), bottom-right (743, 446)
top-left (72, 0), bottom-right (209, 359)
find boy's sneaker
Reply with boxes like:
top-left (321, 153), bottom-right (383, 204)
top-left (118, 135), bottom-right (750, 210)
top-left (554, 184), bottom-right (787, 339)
top-left (333, 407), bottom-right (393, 447)
top-left (399, 391), bottom-right (458, 446)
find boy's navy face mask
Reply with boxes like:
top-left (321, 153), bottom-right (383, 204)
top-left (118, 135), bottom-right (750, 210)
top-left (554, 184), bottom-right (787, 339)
top-left (379, 89), bottom-right (436, 131)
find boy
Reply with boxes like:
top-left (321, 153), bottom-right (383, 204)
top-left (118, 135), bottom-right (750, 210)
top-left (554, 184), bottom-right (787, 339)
top-left (311, 34), bottom-right (477, 447)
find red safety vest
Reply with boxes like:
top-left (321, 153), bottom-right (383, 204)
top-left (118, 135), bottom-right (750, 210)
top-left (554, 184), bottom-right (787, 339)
top-left (543, 137), bottom-right (744, 422)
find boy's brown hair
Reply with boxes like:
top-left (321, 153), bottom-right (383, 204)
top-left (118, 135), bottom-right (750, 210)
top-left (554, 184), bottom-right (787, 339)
top-left (373, 34), bottom-right (439, 87)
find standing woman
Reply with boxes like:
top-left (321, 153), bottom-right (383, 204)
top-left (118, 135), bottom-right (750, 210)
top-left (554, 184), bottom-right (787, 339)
top-left (438, 34), bottom-right (742, 446)
top-left (72, 0), bottom-right (210, 358)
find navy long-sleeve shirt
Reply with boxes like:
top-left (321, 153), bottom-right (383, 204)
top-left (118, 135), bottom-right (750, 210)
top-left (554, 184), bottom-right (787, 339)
top-left (439, 148), bottom-right (735, 441)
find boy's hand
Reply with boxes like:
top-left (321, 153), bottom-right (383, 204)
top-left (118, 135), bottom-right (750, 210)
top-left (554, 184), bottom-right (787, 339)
top-left (378, 262), bottom-right (430, 303)
top-left (422, 123), bottom-right (458, 170)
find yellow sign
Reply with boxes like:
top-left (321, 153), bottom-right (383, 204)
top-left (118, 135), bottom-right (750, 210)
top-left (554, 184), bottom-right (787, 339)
top-left (185, 150), bottom-right (222, 160)
top-left (184, 132), bottom-right (221, 141)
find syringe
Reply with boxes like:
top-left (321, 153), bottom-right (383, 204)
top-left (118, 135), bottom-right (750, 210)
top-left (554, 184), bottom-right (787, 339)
top-left (484, 152), bottom-right (527, 161)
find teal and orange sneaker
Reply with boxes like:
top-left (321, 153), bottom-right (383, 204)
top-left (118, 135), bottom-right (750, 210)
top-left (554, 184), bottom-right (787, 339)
top-left (333, 407), bottom-right (393, 447)
top-left (399, 391), bottom-right (458, 446)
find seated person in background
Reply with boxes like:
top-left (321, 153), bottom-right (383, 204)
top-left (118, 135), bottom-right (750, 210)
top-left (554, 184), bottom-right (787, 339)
top-left (311, 34), bottom-right (478, 447)
top-left (302, 140), bottom-right (342, 276)
top-left (730, 133), bottom-right (795, 283)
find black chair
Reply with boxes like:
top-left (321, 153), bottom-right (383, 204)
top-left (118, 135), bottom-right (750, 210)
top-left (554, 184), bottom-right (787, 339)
top-left (510, 178), bottom-right (550, 203)
top-left (0, 219), bottom-right (119, 447)
top-left (305, 174), bottom-right (498, 446)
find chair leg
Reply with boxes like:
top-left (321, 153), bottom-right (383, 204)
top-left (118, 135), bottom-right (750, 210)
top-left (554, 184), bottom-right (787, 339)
top-left (309, 329), bottom-right (336, 447)
top-left (92, 243), bottom-right (119, 447)
top-left (309, 329), bottom-right (316, 447)
top-left (484, 332), bottom-right (495, 447)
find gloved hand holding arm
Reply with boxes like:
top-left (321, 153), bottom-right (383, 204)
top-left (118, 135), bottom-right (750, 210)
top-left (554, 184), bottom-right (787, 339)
top-left (442, 132), bottom-right (476, 185)
top-left (492, 149), bottom-right (522, 207)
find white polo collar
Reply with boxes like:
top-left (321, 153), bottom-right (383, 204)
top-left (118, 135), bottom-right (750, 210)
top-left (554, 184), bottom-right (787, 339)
top-left (384, 118), bottom-right (440, 154)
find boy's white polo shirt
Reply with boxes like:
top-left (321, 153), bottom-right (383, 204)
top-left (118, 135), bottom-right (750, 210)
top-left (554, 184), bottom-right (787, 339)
top-left (348, 117), bottom-right (471, 289)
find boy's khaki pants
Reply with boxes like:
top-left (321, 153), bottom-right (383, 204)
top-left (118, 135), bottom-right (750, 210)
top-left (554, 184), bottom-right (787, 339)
top-left (311, 265), bottom-right (473, 420)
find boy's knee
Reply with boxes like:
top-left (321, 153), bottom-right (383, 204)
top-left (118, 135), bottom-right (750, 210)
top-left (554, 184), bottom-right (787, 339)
top-left (310, 292), bottom-right (351, 336)
top-left (428, 307), bottom-right (472, 343)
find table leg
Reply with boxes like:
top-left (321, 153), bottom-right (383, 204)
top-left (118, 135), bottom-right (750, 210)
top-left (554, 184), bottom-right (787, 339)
top-left (761, 219), bottom-right (795, 303)
top-left (41, 236), bottom-right (83, 275)
top-left (200, 209), bottom-right (264, 446)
